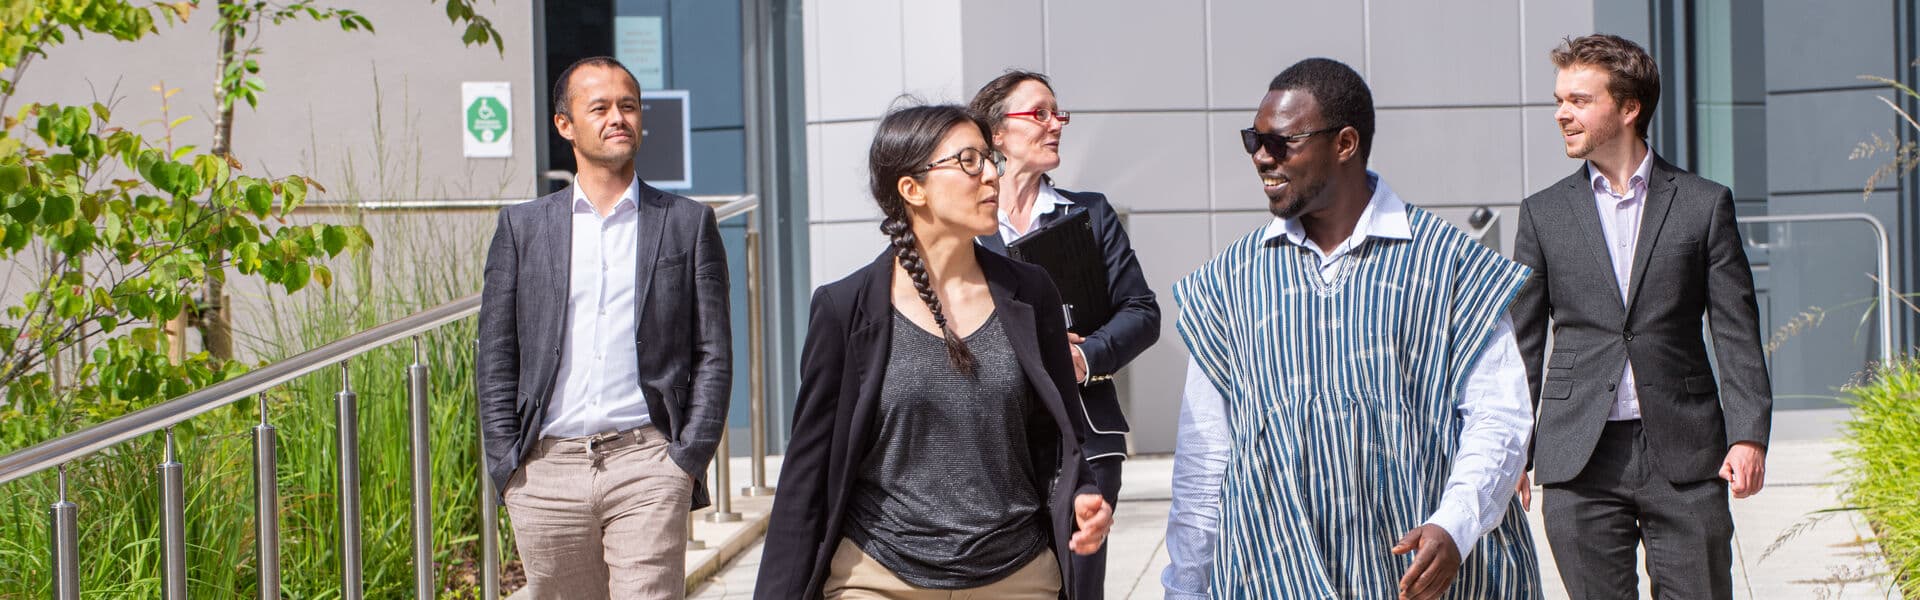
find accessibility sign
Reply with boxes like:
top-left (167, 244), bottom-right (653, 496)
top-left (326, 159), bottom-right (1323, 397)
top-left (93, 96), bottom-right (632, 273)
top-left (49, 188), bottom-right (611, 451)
top-left (462, 82), bottom-right (512, 157)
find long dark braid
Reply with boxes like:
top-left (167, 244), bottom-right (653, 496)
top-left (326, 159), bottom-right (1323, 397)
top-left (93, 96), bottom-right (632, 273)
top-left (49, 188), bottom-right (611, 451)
top-left (869, 104), bottom-right (986, 375)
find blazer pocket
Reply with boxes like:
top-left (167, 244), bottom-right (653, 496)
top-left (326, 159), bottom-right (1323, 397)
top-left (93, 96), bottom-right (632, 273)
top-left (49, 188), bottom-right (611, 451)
top-left (1684, 374), bottom-right (1718, 396)
top-left (1653, 236), bottom-right (1701, 257)
top-left (1540, 379), bottom-right (1573, 399)
top-left (1547, 349), bottom-right (1576, 371)
top-left (655, 250), bottom-right (690, 270)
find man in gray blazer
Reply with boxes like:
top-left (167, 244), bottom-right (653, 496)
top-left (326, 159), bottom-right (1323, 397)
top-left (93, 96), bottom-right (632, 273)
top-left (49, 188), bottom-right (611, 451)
top-left (1512, 35), bottom-right (1771, 600)
top-left (476, 56), bottom-right (731, 599)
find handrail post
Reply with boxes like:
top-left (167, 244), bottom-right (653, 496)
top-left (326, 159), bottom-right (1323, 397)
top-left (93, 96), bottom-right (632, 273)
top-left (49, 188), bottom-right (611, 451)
top-left (253, 393), bottom-right (281, 599)
top-left (160, 428), bottom-right (187, 600)
top-left (743, 223), bottom-right (774, 497)
top-left (475, 372), bottom-right (500, 600)
top-left (50, 464), bottom-right (78, 600)
top-left (706, 429), bottom-right (741, 523)
top-left (408, 337), bottom-right (435, 599)
top-left (335, 364), bottom-right (363, 600)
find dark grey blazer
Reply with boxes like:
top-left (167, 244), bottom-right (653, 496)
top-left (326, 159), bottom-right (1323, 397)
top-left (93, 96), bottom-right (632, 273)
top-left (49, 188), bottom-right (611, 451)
top-left (475, 182), bottom-right (732, 509)
top-left (1512, 155), bottom-right (1772, 486)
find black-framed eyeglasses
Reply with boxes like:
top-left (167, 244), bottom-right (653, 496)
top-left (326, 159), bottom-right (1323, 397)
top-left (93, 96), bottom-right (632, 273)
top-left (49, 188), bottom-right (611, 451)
top-left (1005, 108), bottom-right (1071, 125)
top-left (916, 147), bottom-right (1002, 177)
top-left (1239, 125), bottom-right (1343, 160)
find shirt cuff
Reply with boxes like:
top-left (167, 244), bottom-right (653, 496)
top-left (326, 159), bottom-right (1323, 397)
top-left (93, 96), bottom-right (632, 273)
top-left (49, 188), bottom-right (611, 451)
top-left (1423, 503), bottom-right (1479, 560)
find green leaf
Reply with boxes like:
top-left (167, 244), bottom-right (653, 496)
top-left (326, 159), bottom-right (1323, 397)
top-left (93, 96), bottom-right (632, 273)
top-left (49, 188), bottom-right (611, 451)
top-left (7, 194), bottom-right (36, 221)
top-left (39, 194), bottom-right (72, 224)
top-left (0, 163), bottom-right (24, 193)
top-left (283, 260), bottom-right (310, 293)
top-left (321, 225), bottom-right (347, 255)
top-left (244, 181), bottom-right (272, 216)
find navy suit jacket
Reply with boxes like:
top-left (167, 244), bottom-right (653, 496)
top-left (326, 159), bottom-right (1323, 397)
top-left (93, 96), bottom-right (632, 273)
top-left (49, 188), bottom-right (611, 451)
top-left (977, 188), bottom-right (1160, 460)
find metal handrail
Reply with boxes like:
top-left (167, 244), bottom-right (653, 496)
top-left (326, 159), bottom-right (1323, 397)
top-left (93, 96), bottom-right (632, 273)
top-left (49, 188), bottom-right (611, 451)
top-left (1736, 212), bottom-right (1897, 364)
top-left (0, 294), bottom-right (481, 486)
top-left (1, 193), bottom-right (764, 598)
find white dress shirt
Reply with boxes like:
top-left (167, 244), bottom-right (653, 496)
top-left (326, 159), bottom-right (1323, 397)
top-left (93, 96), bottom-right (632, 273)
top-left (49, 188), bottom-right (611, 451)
top-left (996, 181), bottom-right (1075, 243)
top-left (1590, 151), bottom-right (1655, 421)
top-left (1162, 175), bottom-right (1533, 598)
top-left (542, 177), bottom-right (652, 438)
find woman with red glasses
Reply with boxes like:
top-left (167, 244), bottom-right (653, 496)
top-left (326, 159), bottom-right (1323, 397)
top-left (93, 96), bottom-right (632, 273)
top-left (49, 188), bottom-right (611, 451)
top-left (969, 71), bottom-right (1162, 600)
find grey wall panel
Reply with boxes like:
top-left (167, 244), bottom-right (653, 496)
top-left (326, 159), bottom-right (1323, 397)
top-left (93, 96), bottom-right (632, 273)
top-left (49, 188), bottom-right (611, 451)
top-left (1371, 108), bottom-right (1526, 207)
top-left (1209, 111), bottom-right (1267, 212)
top-left (1523, 106), bottom-right (1584, 196)
top-left (960, 0), bottom-right (1046, 92)
top-left (1368, 0), bottom-right (1523, 107)
top-left (1052, 112), bottom-right (1213, 212)
top-left (1522, 0), bottom-right (1598, 105)
top-left (902, 0), bottom-right (965, 102)
top-left (812, 0), bottom-right (904, 120)
top-left (1117, 212), bottom-right (1218, 454)
top-left (1210, 211), bottom-right (1271, 253)
top-left (1206, 0), bottom-right (1365, 110)
top-left (1045, 0), bottom-right (1209, 111)
top-left (816, 120), bottom-right (882, 222)
top-left (1762, 0), bottom-right (1894, 92)
top-left (808, 221), bottom-right (888, 290)
top-left (1765, 89), bottom-right (1897, 195)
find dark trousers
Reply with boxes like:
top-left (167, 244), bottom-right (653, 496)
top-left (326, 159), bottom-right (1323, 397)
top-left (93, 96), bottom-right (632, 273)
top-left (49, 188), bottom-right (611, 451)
top-left (1542, 420), bottom-right (1734, 600)
top-left (1068, 456), bottom-right (1123, 600)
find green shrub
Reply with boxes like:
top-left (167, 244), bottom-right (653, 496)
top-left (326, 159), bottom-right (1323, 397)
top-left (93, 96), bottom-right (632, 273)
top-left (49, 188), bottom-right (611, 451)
top-left (1838, 357), bottom-right (1920, 596)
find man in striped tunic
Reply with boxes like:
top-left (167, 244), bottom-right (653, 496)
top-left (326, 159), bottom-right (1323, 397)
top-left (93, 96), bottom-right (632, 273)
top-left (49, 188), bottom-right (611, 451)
top-left (1161, 58), bottom-right (1543, 600)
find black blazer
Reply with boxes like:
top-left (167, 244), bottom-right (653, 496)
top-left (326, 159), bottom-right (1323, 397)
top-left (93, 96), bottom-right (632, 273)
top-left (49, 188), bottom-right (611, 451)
top-left (754, 246), bottom-right (1101, 600)
top-left (475, 182), bottom-right (733, 509)
top-left (1512, 155), bottom-right (1772, 486)
top-left (976, 188), bottom-right (1160, 459)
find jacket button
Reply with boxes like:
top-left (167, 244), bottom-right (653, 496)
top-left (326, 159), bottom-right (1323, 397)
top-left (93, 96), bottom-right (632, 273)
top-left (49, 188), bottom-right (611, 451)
top-left (1607, 383), bottom-right (1617, 391)
top-left (1623, 330), bottom-right (1634, 341)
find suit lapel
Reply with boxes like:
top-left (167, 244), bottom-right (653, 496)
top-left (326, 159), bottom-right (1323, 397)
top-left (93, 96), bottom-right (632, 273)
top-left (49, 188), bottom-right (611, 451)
top-left (981, 251), bottom-right (1065, 427)
top-left (1563, 167), bottom-right (1627, 314)
top-left (1624, 162), bottom-right (1678, 314)
top-left (976, 232), bottom-right (1009, 255)
top-left (630, 183), bottom-right (671, 332)
top-left (846, 251), bottom-right (897, 452)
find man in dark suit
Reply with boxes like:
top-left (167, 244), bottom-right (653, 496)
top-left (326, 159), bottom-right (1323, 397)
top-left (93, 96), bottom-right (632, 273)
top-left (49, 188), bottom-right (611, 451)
top-left (1512, 34), bottom-right (1772, 600)
top-left (476, 56), bottom-right (730, 599)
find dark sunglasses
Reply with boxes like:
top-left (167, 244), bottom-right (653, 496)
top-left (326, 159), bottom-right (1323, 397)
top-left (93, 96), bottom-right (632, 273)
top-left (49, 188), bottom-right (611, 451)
top-left (1239, 125), bottom-right (1343, 160)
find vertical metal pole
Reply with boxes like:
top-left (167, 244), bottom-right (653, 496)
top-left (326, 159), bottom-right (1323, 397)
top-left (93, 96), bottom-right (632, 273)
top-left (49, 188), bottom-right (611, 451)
top-left (253, 393), bottom-right (281, 599)
top-left (687, 512), bottom-right (706, 550)
top-left (475, 374), bottom-right (500, 599)
top-left (706, 429), bottom-right (741, 523)
top-left (335, 364), bottom-right (363, 600)
top-left (159, 428), bottom-right (187, 600)
top-left (743, 225), bottom-right (774, 497)
top-left (50, 464), bottom-right (78, 600)
top-left (407, 338), bottom-right (435, 599)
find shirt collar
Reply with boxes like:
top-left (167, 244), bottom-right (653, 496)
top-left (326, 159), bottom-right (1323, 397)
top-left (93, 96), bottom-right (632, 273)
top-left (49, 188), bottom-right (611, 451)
top-left (571, 175), bottom-right (642, 215)
top-left (1259, 171), bottom-right (1412, 248)
top-left (999, 181), bottom-right (1076, 227)
top-left (1587, 148), bottom-right (1655, 197)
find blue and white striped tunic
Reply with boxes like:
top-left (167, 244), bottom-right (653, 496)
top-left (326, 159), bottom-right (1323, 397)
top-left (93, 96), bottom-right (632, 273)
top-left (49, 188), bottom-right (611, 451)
top-left (1172, 205), bottom-right (1541, 599)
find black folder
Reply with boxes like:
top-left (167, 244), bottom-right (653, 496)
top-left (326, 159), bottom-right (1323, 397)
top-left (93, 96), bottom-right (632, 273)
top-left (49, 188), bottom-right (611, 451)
top-left (1007, 207), bottom-right (1111, 336)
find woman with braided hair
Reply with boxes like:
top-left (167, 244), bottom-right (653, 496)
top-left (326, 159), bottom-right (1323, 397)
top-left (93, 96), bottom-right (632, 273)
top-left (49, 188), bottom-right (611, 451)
top-left (756, 103), bottom-right (1114, 600)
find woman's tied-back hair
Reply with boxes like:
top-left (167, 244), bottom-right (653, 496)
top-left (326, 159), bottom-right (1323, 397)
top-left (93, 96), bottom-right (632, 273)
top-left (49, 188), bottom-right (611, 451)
top-left (868, 104), bottom-right (991, 376)
top-left (968, 70), bottom-right (1053, 130)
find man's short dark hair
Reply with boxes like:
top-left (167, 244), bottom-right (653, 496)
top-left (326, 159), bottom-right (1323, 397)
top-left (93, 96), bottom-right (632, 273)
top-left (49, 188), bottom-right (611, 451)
top-left (1551, 34), bottom-right (1660, 139)
top-left (1268, 58), bottom-right (1375, 161)
top-left (552, 56), bottom-right (637, 119)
